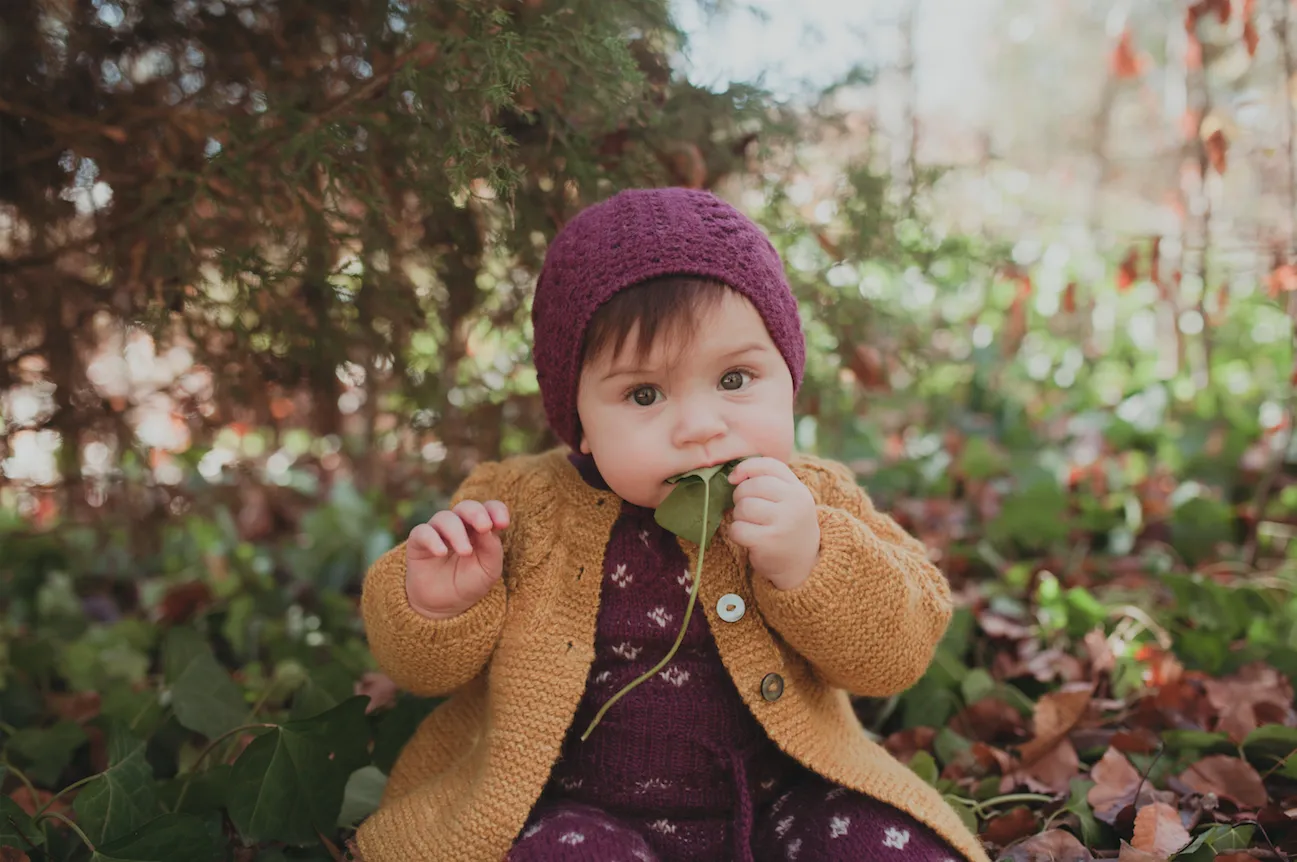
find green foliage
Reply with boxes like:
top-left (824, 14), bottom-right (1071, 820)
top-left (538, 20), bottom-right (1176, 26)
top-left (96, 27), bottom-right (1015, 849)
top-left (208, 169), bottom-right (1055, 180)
top-left (653, 458), bottom-right (745, 547)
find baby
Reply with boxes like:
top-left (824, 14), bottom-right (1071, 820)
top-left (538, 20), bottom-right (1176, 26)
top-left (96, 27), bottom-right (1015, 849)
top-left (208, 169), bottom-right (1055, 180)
top-left (353, 188), bottom-right (990, 862)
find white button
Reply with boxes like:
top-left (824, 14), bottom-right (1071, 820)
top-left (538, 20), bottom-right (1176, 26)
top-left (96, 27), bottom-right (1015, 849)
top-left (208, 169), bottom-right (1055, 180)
top-left (717, 593), bottom-right (745, 622)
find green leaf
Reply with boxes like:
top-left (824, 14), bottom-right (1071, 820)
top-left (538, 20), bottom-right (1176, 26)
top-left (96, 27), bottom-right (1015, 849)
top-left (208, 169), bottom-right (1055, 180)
top-left (227, 696), bottom-right (372, 845)
top-left (5, 719), bottom-right (87, 786)
top-left (943, 793), bottom-right (978, 834)
top-left (0, 767), bottom-right (44, 851)
top-left (337, 765), bottom-right (387, 827)
top-left (1176, 824), bottom-right (1254, 861)
top-left (1160, 729), bottom-right (1234, 754)
top-left (653, 459), bottom-right (745, 547)
top-left (1243, 723), bottom-right (1297, 760)
top-left (907, 750), bottom-right (938, 785)
top-left (987, 480), bottom-right (1069, 551)
top-left (164, 629), bottom-right (247, 741)
top-left (933, 727), bottom-right (972, 767)
top-left (90, 812), bottom-right (221, 862)
top-left (73, 726), bottom-right (162, 845)
top-left (163, 764), bottom-right (231, 815)
top-left (960, 668), bottom-right (995, 705)
top-left (1064, 777), bottom-right (1102, 848)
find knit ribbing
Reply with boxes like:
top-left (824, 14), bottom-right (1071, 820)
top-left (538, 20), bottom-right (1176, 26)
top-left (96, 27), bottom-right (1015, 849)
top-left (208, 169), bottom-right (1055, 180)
top-left (531, 188), bottom-right (806, 449)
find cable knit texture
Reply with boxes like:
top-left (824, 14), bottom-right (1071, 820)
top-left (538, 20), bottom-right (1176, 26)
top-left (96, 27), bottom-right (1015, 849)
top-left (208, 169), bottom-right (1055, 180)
top-left (531, 187), bottom-right (806, 449)
top-left (354, 449), bottom-right (989, 862)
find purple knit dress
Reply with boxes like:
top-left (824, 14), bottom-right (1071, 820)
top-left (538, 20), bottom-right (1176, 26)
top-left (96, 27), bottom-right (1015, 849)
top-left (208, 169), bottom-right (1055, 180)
top-left (507, 455), bottom-right (967, 862)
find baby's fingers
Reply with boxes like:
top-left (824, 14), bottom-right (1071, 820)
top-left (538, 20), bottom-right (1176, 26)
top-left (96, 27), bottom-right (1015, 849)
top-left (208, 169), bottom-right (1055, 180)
top-left (429, 510), bottom-right (473, 556)
top-left (407, 523), bottom-right (448, 558)
top-left (452, 500), bottom-right (494, 533)
top-left (483, 500), bottom-right (510, 530)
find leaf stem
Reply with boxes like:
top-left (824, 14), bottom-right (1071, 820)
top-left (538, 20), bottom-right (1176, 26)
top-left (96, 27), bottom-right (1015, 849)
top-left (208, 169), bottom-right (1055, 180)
top-left (172, 722), bottom-right (276, 812)
top-left (582, 479), bottom-right (712, 742)
top-left (967, 793), bottom-right (1057, 815)
top-left (2, 758), bottom-right (38, 801)
top-left (32, 772), bottom-right (100, 819)
top-left (36, 809), bottom-right (96, 851)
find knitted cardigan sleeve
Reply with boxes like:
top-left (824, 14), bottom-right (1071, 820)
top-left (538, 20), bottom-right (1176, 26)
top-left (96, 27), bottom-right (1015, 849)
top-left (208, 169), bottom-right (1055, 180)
top-left (360, 461), bottom-right (514, 698)
top-left (752, 457), bottom-right (952, 697)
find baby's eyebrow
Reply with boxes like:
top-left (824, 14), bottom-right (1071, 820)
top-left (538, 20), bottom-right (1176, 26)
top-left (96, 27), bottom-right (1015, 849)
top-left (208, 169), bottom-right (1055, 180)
top-left (599, 342), bottom-right (769, 382)
top-left (717, 342), bottom-right (769, 359)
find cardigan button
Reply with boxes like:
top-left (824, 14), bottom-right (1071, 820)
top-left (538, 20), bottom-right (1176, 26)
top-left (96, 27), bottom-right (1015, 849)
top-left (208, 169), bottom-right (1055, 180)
top-left (717, 593), bottom-right (745, 622)
top-left (760, 672), bottom-right (784, 702)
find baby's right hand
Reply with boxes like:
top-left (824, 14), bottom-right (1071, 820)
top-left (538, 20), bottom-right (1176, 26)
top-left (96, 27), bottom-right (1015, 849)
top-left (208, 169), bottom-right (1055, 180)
top-left (405, 500), bottom-right (510, 620)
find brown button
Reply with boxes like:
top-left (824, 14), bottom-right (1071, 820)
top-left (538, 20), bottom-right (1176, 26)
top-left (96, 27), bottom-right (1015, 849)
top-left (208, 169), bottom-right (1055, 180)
top-left (760, 673), bottom-right (784, 702)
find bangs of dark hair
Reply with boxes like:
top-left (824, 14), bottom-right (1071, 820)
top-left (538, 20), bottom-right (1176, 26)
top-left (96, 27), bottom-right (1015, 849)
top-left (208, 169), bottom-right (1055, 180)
top-left (580, 276), bottom-right (731, 368)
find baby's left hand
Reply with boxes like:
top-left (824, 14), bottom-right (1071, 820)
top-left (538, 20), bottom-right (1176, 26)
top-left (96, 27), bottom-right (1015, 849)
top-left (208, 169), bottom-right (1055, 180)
top-left (727, 457), bottom-right (820, 590)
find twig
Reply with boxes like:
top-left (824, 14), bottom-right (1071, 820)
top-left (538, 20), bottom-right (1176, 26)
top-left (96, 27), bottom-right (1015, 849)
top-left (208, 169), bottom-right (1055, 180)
top-left (0, 96), bottom-right (127, 143)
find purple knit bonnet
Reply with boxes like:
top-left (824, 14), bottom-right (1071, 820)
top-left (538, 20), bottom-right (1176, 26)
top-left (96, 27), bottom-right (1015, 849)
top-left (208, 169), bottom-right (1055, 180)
top-left (531, 187), bottom-right (806, 449)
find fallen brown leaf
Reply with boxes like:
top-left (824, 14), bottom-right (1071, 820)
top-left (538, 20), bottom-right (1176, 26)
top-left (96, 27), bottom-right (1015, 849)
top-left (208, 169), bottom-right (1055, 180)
top-left (1110, 728), bottom-right (1160, 754)
top-left (1203, 661), bottom-right (1297, 743)
top-left (1088, 747), bottom-right (1143, 825)
top-left (1019, 683), bottom-right (1093, 761)
top-left (8, 785), bottom-right (69, 818)
top-left (883, 726), bottom-right (936, 762)
top-left (982, 805), bottom-right (1039, 847)
top-left (999, 828), bottom-right (1094, 861)
top-left (979, 612), bottom-right (1033, 640)
top-left (1117, 840), bottom-right (1165, 862)
top-left (1131, 802), bottom-right (1191, 858)
top-left (1017, 738), bottom-right (1080, 795)
top-left (1176, 755), bottom-right (1267, 809)
top-left (1083, 628), bottom-right (1115, 676)
top-left (952, 697), bottom-right (1027, 743)
top-left (45, 691), bottom-right (101, 724)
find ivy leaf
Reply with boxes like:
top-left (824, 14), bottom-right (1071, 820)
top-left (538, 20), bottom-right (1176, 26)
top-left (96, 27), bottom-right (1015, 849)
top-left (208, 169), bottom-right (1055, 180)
top-left (73, 724), bottom-right (162, 845)
top-left (336, 765), bottom-right (387, 828)
top-left (1064, 777), bottom-right (1103, 848)
top-left (653, 458), bottom-right (746, 547)
top-left (164, 628), bottom-right (247, 741)
top-left (226, 696), bottom-right (372, 845)
top-left (0, 767), bottom-right (44, 851)
top-left (5, 719), bottom-right (87, 786)
top-left (89, 812), bottom-right (221, 862)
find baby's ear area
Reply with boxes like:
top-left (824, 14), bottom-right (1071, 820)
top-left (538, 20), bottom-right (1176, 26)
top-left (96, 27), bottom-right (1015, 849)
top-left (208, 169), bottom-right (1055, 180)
top-left (579, 433), bottom-right (591, 454)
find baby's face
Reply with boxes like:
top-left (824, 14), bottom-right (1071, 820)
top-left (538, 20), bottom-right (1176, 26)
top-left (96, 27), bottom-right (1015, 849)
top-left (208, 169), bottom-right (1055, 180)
top-left (575, 291), bottom-right (795, 508)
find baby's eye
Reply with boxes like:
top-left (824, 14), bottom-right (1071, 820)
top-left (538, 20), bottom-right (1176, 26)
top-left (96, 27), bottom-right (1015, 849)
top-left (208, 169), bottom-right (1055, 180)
top-left (720, 370), bottom-right (750, 391)
top-left (629, 386), bottom-right (661, 406)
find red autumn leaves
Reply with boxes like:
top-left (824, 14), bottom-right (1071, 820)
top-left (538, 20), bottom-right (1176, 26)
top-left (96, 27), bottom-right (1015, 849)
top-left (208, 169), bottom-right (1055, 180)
top-left (884, 615), bottom-right (1297, 860)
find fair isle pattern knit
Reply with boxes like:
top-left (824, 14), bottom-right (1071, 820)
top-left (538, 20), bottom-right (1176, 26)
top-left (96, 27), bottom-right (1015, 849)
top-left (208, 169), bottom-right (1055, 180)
top-left (354, 449), bottom-right (989, 862)
top-left (537, 454), bottom-right (791, 859)
top-left (504, 455), bottom-right (965, 861)
top-left (510, 776), bottom-right (966, 862)
top-left (530, 187), bottom-right (806, 449)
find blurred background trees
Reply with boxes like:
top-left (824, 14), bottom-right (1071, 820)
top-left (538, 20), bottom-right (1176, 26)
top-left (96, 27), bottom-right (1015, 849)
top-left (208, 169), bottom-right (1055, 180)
top-left (5, 1), bottom-right (1297, 859)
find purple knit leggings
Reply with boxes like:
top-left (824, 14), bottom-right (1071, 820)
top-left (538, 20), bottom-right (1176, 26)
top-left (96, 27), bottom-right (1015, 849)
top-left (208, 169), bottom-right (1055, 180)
top-left (507, 770), bottom-right (966, 862)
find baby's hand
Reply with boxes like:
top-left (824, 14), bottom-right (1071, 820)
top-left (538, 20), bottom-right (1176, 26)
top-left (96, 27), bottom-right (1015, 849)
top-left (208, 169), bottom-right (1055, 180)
top-left (727, 457), bottom-right (819, 590)
top-left (405, 500), bottom-right (510, 620)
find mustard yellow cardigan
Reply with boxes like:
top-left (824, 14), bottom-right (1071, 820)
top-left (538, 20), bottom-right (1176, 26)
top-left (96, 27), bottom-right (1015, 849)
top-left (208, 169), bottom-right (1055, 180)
top-left (355, 449), bottom-right (990, 862)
